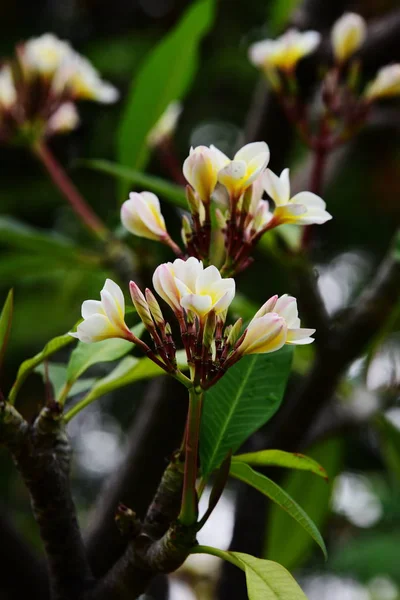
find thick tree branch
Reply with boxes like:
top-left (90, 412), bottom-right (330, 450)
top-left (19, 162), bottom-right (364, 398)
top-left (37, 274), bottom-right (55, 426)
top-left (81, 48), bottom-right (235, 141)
top-left (1, 403), bottom-right (94, 600)
top-left (85, 378), bottom-right (187, 578)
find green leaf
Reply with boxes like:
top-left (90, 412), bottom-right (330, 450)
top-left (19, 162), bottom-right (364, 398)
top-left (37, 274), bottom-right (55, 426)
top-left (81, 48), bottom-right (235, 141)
top-left (0, 216), bottom-right (91, 260)
top-left (64, 349), bottom-right (188, 421)
top-left (65, 323), bottom-right (145, 384)
top-left (34, 363), bottom-right (96, 401)
top-left (375, 415), bottom-right (400, 482)
top-left (268, 0), bottom-right (303, 35)
top-left (117, 0), bottom-right (215, 193)
top-left (79, 160), bottom-right (186, 208)
top-left (0, 289), bottom-right (14, 370)
top-left (191, 546), bottom-right (307, 599)
top-left (200, 346), bottom-right (293, 477)
top-left (266, 438), bottom-right (343, 570)
top-left (233, 449), bottom-right (328, 480)
top-left (9, 331), bottom-right (75, 404)
top-left (230, 461), bottom-right (327, 560)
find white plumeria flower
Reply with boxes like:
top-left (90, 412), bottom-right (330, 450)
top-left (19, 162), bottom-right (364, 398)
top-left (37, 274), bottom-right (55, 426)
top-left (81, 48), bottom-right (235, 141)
top-left (331, 13), bottom-right (367, 63)
top-left (47, 102), bottom-right (79, 134)
top-left (70, 279), bottom-right (131, 343)
top-left (121, 192), bottom-right (167, 241)
top-left (250, 200), bottom-right (273, 234)
top-left (247, 173), bottom-right (265, 216)
top-left (153, 257), bottom-right (235, 319)
top-left (61, 54), bottom-right (119, 103)
top-left (254, 294), bottom-right (315, 345)
top-left (0, 65), bottom-right (17, 109)
top-left (263, 168), bottom-right (332, 225)
top-left (183, 145), bottom-right (225, 203)
top-left (236, 313), bottom-right (288, 355)
top-left (22, 33), bottom-right (73, 76)
top-left (249, 29), bottom-right (321, 73)
top-left (211, 141), bottom-right (270, 199)
top-left (364, 64), bottom-right (400, 100)
top-left (147, 101), bottom-right (182, 147)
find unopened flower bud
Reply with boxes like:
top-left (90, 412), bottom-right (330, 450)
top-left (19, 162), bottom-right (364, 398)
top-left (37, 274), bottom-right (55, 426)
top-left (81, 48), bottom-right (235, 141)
top-left (129, 281), bottom-right (154, 329)
top-left (215, 208), bottom-right (227, 231)
top-left (226, 318), bottom-right (243, 346)
top-left (0, 65), bottom-right (17, 110)
top-left (145, 288), bottom-right (164, 328)
top-left (181, 214), bottom-right (192, 246)
top-left (241, 186), bottom-right (253, 215)
top-left (186, 185), bottom-right (200, 215)
top-left (203, 310), bottom-right (217, 349)
top-left (331, 13), bottom-right (367, 63)
top-left (165, 322), bottom-right (172, 336)
top-left (183, 146), bottom-right (220, 203)
top-left (47, 102), bottom-right (79, 135)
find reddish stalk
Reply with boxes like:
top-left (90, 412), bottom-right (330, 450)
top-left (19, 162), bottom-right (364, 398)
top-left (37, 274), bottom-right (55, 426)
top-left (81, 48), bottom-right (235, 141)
top-left (33, 141), bottom-right (108, 241)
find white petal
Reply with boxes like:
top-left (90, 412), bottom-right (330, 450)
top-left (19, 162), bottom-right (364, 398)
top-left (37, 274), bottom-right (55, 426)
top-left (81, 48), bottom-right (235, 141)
top-left (218, 160), bottom-right (247, 181)
top-left (140, 191), bottom-right (161, 212)
top-left (195, 265), bottom-right (222, 293)
top-left (103, 279), bottom-right (125, 312)
top-left (212, 288), bottom-right (235, 313)
top-left (100, 289), bottom-right (125, 329)
top-left (174, 277), bottom-right (192, 299)
top-left (274, 294), bottom-right (298, 326)
top-left (173, 257), bottom-right (203, 291)
top-left (295, 208), bottom-right (333, 225)
top-left (153, 264), bottom-right (180, 311)
top-left (300, 31), bottom-right (321, 54)
top-left (287, 327), bottom-right (316, 342)
top-left (82, 299), bottom-right (104, 319)
top-left (180, 293), bottom-right (212, 317)
top-left (234, 141), bottom-right (269, 164)
top-left (75, 314), bottom-right (116, 343)
top-left (263, 168), bottom-right (290, 205)
top-left (290, 191), bottom-right (326, 209)
top-left (253, 294), bottom-right (278, 319)
top-left (209, 145), bottom-right (230, 170)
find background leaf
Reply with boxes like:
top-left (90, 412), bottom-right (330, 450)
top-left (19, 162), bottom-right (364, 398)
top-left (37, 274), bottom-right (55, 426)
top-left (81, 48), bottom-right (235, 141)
top-left (230, 461), bottom-right (327, 559)
top-left (192, 546), bottom-right (307, 599)
top-left (34, 363), bottom-right (96, 401)
top-left (233, 449), bottom-right (328, 480)
top-left (9, 331), bottom-right (75, 404)
top-left (80, 160), bottom-right (186, 208)
top-left (0, 289), bottom-right (14, 370)
top-left (117, 0), bottom-right (215, 195)
top-left (64, 349), bottom-right (188, 421)
top-left (200, 347), bottom-right (293, 476)
top-left (266, 438), bottom-right (344, 570)
top-left (65, 323), bottom-right (145, 384)
top-left (375, 415), bottom-right (400, 483)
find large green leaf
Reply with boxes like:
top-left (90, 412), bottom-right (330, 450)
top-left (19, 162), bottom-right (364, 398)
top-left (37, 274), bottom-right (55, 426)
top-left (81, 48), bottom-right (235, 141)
top-left (266, 438), bottom-right (343, 570)
top-left (64, 349), bottom-right (188, 422)
top-left (200, 347), bottom-right (293, 476)
top-left (8, 332), bottom-right (75, 404)
top-left (65, 323), bottom-right (145, 384)
top-left (117, 0), bottom-right (215, 192)
top-left (230, 461), bottom-right (327, 559)
top-left (191, 546), bottom-right (307, 599)
top-left (0, 290), bottom-right (14, 370)
top-left (233, 449), bottom-right (328, 480)
top-left (80, 160), bottom-right (186, 208)
top-left (0, 216), bottom-right (92, 261)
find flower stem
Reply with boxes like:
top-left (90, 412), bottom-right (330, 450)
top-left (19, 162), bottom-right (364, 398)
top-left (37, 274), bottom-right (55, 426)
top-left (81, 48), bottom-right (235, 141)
top-left (33, 141), bottom-right (109, 241)
top-left (179, 386), bottom-right (203, 526)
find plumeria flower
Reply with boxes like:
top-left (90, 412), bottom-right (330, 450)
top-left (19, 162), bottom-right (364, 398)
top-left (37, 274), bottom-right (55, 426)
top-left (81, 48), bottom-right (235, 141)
top-left (0, 65), bottom-right (17, 109)
top-left (147, 101), bottom-right (182, 148)
top-left (70, 279), bottom-right (131, 343)
top-left (236, 294), bottom-right (315, 355)
top-left (153, 257), bottom-right (235, 319)
top-left (249, 29), bottom-right (321, 74)
top-left (212, 142), bottom-right (270, 199)
top-left (121, 192), bottom-right (168, 241)
top-left (60, 53), bottom-right (119, 103)
top-left (183, 145), bottom-right (223, 203)
top-left (331, 13), bottom-right (367, 63)
top-left (249, 200), bottom-right (273, 235)
top-left (22, 33), bottom-right (73, 77)
top-left (253, 294), bottom-right (315, 345)
top-left (263, 168), bottom-right (332, 226)
top-left (46, 102), bottom-right (79, 135)
top-left (364, 64), bottom-right (400, 100)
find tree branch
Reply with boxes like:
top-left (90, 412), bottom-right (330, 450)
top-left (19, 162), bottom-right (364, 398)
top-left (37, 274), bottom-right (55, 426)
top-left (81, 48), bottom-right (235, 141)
top-left (1, 403), bottom-right (94, 600)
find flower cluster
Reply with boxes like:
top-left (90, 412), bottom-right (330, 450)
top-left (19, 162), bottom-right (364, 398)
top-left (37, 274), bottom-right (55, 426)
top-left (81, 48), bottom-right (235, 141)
top-left (72, 258), bottom-right (314, 389)
top-left (0, 33), bottom-right (118, 144)
top-left (247, 13), bottom-right (400, 152)
top-left (120, 141), bottom-right (331, 276)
